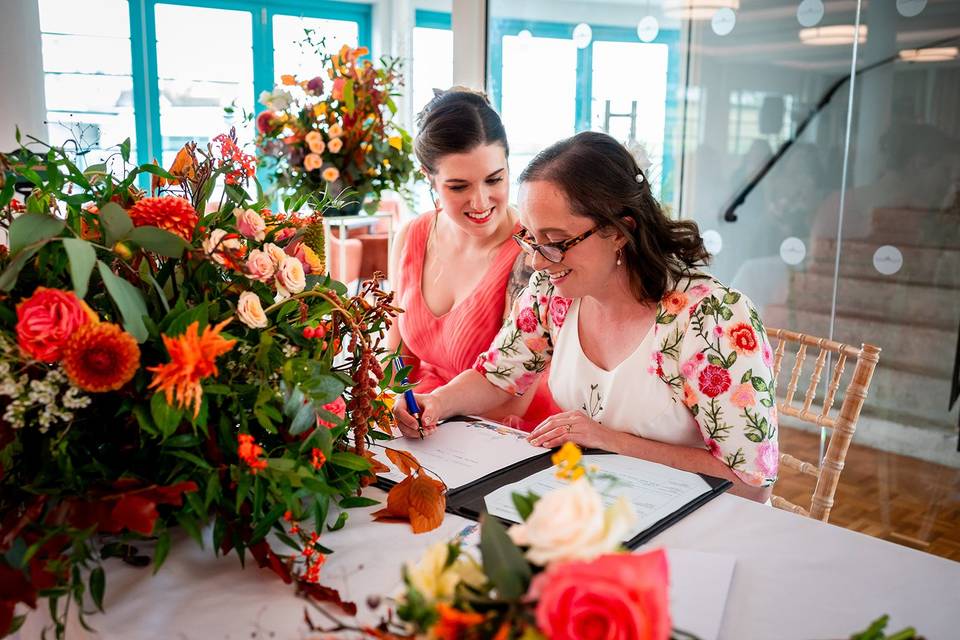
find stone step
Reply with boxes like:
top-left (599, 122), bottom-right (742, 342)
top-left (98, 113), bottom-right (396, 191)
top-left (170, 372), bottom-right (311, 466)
top-left (786, 272), bottom-right (960, 332)
top-left (807, 238), bottom-right (960, 289)
top-left (763, 305), bottom-right (955, 379)
top-left (869, 208), bottom-right (960, 249)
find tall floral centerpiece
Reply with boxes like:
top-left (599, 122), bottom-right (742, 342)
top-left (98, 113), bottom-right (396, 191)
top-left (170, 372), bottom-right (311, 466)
top-left (256, 38), bottom-right (418, 212)
top-left (0, 131), bottom-right (400, 637)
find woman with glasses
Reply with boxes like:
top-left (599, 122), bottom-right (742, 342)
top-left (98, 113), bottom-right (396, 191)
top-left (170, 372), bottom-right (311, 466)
top-left (393, 131), bottom-right (778, 502)
top-left (386, 87), bottom-right (559, 428)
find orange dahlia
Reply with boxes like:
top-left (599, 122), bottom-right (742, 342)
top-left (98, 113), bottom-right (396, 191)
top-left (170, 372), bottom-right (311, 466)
top-left (147, 319), bottom-right (236, 417)
top-left (62, 322), bottom-right (141, 392)
top-left (127, 196), bottom-right (198, 241)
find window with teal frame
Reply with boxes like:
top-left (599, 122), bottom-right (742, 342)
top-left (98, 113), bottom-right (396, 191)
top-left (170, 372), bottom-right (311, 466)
top-left (487, 18), bottom-right (680, 203)
top-left (119, 0), bottom-right (372, 171)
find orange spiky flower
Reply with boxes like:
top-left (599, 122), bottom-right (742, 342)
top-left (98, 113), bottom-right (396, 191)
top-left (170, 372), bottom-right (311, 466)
top-left (147, 320), bottom-right (236, 417)
top-left (62, 322), bottom-right (140, 392)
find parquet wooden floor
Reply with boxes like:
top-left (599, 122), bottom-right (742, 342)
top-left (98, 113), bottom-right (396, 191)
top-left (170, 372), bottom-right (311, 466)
top-left (775, 427), bottom-right (960, 562)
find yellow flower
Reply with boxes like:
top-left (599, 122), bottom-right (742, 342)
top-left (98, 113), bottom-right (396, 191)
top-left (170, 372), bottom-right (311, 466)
top-left (300, 245), bottom-right (324, 273)
top-left (382, 158), bottom-right (390, 167)
top-left (405, 542), bottom-right (485, 603)
top-left (313, 103), bottom-right (328, 117)
top-left (552, 442), bottom-right (584, 481)
top-left (322, 167), bottom-right (340, 182)
top-left (280, 74), bottom-right (297, 86)
top-left (388, 136), bottom-right (403, 151)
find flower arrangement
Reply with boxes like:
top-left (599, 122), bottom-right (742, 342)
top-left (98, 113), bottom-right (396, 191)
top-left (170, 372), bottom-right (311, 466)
top-left (256, 37), bottom-right (419, 211)
top-left (387, 443), bottom-right (673, 640)
top-left (0, 131), bottom-right (402, 637)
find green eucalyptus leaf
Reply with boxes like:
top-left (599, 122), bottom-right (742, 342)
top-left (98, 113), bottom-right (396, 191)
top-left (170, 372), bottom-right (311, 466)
top-left (89, 567), bottom-right (105, 612)
top-left (62, 238), bottom-right (96, 299)
top-left (8, 212), bottom-right (65, 255)
top-left (0, 244), bottom-right (41, 291)
top-left (127, 226), bottom-right (191, 258)
top-left (97, 260), bottom-right (149, 341)
top-left (100, 202), bottom-right (134, 246)
top-left (479, 515), bottom-right (530, 600)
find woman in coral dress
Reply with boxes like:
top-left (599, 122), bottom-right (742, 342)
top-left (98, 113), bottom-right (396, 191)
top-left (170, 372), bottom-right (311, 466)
top-left (386, 88), bottom-right (558, 428)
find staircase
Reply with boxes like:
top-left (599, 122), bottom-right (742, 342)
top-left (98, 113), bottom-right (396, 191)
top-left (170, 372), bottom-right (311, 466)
top-left (763, 206), bottom-right (960, 467)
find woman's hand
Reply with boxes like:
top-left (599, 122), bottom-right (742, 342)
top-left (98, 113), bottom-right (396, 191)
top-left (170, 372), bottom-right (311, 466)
top-left (527, 410), bottom-right (612, 450)
top-left (391, 392), bottom-right (445, 439)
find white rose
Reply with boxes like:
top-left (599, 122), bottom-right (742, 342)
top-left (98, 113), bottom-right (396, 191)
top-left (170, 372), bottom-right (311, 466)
top-left (237, 291), bottom-right (268, 329)
top-left (263, 242), bottom-right (287, 266)
top-left (276, 255), bottom-right (306, 297)
top-left (202, 229), bottom-right (244, 267)
top-left (405, 542), bottom-right (485, 603)
top-left (508, 478), bottom-right (636, 566)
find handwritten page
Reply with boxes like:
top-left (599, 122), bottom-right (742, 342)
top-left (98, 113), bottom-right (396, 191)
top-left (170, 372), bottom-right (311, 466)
top-left (484, 454), bottom-right (713, 536)
top-left (375, 417), bottom-right (545, 490)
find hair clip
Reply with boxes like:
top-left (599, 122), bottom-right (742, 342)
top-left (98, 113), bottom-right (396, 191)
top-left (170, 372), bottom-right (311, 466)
top-left (636, 172), bottom-right (645, 184)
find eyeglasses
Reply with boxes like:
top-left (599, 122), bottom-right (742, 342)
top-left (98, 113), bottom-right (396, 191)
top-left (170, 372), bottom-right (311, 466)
top-left (512, 224), bottom-right (602, 263)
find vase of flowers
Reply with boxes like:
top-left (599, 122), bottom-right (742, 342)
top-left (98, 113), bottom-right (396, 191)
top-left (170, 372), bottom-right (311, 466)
top-left (255, 36), bottom-right (419, 213)
top-left (0, 131), bottom-right (401, 637)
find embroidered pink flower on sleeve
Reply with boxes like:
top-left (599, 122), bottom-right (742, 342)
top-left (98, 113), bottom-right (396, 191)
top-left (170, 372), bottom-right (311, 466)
top-left (762, 342), bottom-right (774, 368)
top-left (549, 296), bottom-right (572, 327)
top-left (680, 353), bottom-right (705, 379)
top-left (729, 382), bottom-right (756, 409)
top-left (517, 307), bottom-right (538, 333)
top-left (726, 322), bottom-right (759, 355)
top-left (697, 365), bottom-right (731, 397)
top-left (756, 439), bottom-right (779, 478)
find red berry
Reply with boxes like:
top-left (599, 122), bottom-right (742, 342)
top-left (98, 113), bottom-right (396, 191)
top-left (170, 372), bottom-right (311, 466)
top-left (303, 326), bottom-right (315, 339)
top-left (315, 324), bottom-right (327, 339)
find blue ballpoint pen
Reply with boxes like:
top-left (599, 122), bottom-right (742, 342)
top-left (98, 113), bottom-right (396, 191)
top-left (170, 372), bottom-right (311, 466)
top-left (393, 356), bottom-right (425, 438)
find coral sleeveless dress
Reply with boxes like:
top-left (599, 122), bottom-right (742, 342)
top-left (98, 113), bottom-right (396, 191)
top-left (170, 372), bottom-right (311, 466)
top-left (395, 212), bottom-right (558, 429)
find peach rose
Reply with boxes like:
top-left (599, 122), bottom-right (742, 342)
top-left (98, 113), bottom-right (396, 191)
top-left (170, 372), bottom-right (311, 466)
top-left (327, 123), bottom-right (343, 138)
top-left (529, 550), bottom-right (671, 640)
top-left (662, 290), bottom-right (688, 315)
top-left (327, 137), bottom-right (343, 154)
top-left (202, 229), bottom-right (245, 267)
top-left (305, 131), bottom-right (325, 154)
top-left (235, 208), bottom-right (266, 241)
top-left (237, 291), bottom-right (268, 329)
top-left (276, 255), bottom-right (306, 298)
top-left (303, 153), bottom-right (323, 171)
top-left (263, 242), bottom-right (287, 267)
top-left (729, 382), bottom-right (756, 409)
top-left (16, 287), bottom-right (97, 362)
top-left (322, 167), bottom-right (340, 182)
top-left (288, 242), bottom-right (324, 274)
top-left (245, 249), bottom-right (276, 283)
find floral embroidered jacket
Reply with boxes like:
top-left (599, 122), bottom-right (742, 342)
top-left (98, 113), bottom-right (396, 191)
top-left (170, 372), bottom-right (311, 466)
top-left (474, 269), bottom-right (779, 487)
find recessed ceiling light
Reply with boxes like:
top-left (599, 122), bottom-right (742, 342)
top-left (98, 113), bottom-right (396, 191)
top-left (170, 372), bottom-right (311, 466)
top-left (899, 47), bottom-right (959, 62)
top-left (799, 25), bottom-right (867, 46)
top-left (664, 0), bottom-right (740, 21)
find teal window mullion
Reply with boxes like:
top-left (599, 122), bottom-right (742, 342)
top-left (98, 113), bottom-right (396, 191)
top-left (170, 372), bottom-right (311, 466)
top-left (129, 0), bottom-right (161, 181)
top-left (575, 43), bottom-right (592, 132)
top-left (253, 7), bottom-right (274, 114)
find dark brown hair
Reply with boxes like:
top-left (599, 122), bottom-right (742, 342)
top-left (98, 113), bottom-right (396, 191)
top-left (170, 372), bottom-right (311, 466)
top-left (519, 131), bottom-right (710, 302)
top-left (414, 87), bottom-right (508, 174)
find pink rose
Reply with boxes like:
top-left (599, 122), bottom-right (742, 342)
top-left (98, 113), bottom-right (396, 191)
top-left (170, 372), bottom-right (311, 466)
top-left (235, 208), bottom-right (266, 241)
top-left (729, 382), bottom-right (756, 409)
top-left (516, 307), bottom-right (538, 333)
top-left (275, 256), bottom-right (306, 298)
top-left (549, 296), bottom-right (572, 327)
top-left (756, 438), bottom-right (779, 478)
top-left (529, 550), bottom-right (671, 640)
top-left (680, 355), bottom-right (703, 379)
top-left (16, 287), bottom-right (96, 362)
top-left (317, 396), bottom-right (347, 429)
top-left (245, 249), bottom-right (276, 283)
top-left (705, 438), bottom-right (721, 458)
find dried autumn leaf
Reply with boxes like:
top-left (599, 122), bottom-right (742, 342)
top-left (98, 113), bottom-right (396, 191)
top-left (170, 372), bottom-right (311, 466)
top-left (385, 448), bottom-right (421, 476)
top-left (371, 473), bottom-right (445, 533)
top-left (407, 474), bottom-right (445, 534)
top-left (364, 449), bottom-right (391, 475)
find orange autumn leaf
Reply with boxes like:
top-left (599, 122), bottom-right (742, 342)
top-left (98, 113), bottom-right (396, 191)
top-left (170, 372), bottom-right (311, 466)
top-left (372, 473), bottom-right (445, 533)
top-left (385, 448), bottom-right (421, 476)
top-left (364, 449), bottom-right (390, 475)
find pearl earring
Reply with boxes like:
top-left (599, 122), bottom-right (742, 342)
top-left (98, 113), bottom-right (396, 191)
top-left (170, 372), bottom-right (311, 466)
top-left (616, 249), bottom-right (623, 266)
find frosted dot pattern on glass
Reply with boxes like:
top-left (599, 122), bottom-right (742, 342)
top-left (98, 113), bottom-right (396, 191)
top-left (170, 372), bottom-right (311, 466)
top-left (779, 237), bottom-right (806, 265)
top-left (711, 8), bottom-right (736, 36)
top-left (797, 0), bottom-right (825, 28)
top-left (702, 230), bottom-right (723, 255)
top-left (572, 23), bottom-right (592, 49)
top-left (873, 245), bottom-right (903, 275)
top-left (896, 0), bottom-right (927, 18)
top-left (637, 16), bottom-right (660, 43)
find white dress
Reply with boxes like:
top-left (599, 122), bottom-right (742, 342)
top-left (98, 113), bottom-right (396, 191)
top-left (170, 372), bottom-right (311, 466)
top-left (548, 299), bottom-right (705, 449)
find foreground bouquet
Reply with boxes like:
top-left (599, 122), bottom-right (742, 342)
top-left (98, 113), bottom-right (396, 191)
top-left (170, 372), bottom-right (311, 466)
top-left (256, 36), bottom-right (418, 209)
top-left (0, 132), bottom-right (401, 637)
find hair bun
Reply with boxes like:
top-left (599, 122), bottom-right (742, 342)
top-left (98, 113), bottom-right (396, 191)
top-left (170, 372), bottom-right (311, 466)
top-left (417, 86), bottom-right (491, 128)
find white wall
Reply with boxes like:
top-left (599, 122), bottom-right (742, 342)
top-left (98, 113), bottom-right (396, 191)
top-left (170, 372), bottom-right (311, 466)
top-left (0, 0), bottom-right (47, 150)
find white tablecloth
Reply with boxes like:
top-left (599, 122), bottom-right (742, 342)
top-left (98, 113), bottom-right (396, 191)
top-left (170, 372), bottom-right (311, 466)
top-left (16, 490), bottom-right (960, 640)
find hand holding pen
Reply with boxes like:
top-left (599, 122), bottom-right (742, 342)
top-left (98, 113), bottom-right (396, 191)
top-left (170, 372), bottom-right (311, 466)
top-left (393, 356), bottom-right (426, 439)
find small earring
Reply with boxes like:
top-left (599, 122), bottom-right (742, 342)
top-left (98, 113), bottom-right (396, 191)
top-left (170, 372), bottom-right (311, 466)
top-left (616, 249), bottom-right (623, 266)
